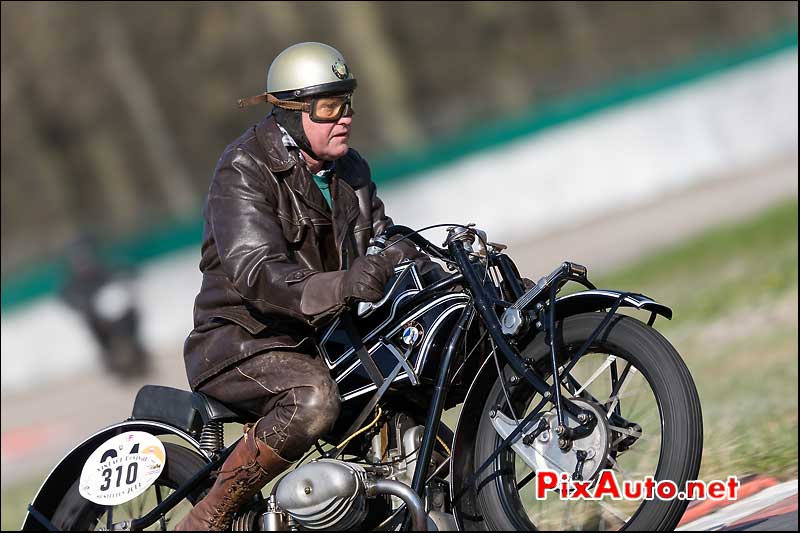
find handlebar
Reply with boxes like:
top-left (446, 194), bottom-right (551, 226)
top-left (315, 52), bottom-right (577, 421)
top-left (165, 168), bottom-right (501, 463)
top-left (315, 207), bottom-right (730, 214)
top-left (358, 225), bottom-right (447, 317)
top-left (360, 224), bottom-right (593, 318)
top-left (380, 225), bottom-right (450, 260)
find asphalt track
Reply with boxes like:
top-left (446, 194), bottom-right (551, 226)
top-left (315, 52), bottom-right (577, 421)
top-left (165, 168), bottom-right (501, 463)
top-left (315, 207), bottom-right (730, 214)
top-left (1, 154), bottom-right (797, 530)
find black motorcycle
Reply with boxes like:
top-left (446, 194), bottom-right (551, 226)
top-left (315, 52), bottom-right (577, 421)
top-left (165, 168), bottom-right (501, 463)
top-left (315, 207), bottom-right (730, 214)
top-left (23, 224), bottom-right (703, 531)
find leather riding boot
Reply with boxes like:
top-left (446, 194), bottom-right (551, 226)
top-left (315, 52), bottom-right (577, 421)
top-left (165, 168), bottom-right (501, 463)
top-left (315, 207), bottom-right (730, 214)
top-left (174, 426), bottom-right (293, 531)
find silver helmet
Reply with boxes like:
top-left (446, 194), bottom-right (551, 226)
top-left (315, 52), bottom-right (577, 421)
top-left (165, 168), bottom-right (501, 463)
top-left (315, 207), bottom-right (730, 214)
top-left (238, 42), bottom-right (356, 108)
top-left (267, 42), bottom-right (356, 99)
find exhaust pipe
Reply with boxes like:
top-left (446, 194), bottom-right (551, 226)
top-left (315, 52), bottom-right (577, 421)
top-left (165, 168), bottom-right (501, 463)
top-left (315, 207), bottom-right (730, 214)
top-left (367, 478), bottom-right (428, 531)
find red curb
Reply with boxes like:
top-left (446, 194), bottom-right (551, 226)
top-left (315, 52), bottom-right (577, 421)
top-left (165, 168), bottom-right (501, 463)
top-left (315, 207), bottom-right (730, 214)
top-left (678, 475), bottom-right (780, 525)
top-left (726, 493), bottom-right (798, 528)
top-left (0, 422), bottom-right (69, 461)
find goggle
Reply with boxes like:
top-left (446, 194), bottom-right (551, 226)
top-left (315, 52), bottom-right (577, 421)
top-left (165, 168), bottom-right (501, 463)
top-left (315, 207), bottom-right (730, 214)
top-left (238, 92), bottom-right (355, 123)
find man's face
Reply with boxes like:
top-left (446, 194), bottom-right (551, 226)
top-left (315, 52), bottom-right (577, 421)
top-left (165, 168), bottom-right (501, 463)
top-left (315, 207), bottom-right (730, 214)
top-left (301, 102), bottom-right (353, 161)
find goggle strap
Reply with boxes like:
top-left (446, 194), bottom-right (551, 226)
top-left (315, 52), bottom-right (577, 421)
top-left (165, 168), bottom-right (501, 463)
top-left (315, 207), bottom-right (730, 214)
top-left (236, 92), bottom-right (309, 112)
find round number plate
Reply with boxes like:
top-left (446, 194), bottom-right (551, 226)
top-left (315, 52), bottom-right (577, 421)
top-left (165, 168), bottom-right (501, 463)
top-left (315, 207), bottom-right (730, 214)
top-left (79, 431), bottom-right (166, 505)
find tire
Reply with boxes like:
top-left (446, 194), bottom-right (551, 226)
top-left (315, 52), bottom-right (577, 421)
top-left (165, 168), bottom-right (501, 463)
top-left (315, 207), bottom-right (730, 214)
top-left (50, 442), bottom-right (209, 531)
top-left (471, 312), bottom-right (703, 531)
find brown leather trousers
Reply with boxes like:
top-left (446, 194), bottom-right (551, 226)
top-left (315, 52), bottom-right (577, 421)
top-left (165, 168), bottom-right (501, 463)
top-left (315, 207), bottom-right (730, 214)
top-left (198, 350), bottom-right (341, 461)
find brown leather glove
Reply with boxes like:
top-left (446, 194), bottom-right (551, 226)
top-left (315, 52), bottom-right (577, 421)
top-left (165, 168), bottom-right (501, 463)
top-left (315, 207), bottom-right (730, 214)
top-left (341, 255), bottom-right (395, 304)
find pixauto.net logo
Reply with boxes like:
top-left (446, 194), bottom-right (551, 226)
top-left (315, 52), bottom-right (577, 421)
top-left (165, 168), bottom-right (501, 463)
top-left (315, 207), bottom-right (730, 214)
top-left (535, 470), bottom-right (740, 502)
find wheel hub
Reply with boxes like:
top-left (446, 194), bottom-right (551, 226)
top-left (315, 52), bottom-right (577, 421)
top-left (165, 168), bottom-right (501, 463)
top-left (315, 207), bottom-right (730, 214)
top-left (490, 398), bottom-right (610, 481)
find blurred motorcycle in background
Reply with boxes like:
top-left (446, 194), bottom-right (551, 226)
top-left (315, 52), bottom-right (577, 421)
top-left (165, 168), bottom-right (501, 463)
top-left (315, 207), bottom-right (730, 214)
top-left (60, 239), bottom-right (151, 380)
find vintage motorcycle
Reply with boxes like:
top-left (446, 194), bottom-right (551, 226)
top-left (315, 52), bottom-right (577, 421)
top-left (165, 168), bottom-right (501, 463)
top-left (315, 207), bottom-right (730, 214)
top-left (23, 223), bottom-right (703, 531)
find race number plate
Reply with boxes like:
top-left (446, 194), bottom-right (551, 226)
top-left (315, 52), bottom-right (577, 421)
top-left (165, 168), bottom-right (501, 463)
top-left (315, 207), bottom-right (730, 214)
top-left (79, 431), bottom-right (166, 505)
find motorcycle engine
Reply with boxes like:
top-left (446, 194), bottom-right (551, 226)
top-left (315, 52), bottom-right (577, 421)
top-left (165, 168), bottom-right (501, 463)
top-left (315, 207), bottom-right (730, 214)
top-left (273, 415), bottom-right (448, 531)
top-left (274, 459), bottom-right (369, 530)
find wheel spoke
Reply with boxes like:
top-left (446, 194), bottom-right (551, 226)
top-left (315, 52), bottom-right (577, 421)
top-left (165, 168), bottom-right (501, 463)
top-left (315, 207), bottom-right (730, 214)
top-left (595, 499), bottom-right (631, 524)
top-left (565, 375), bottom-right (577, 395)
top-left (155, 484), bottom-right (167, 531)
top-left (136, 490), bottom-right (146, 521)
top-left (574, 355), bottom-right (616, 396)
top-left (124, 500), bottom-right (135, 522)
top-left (516, 469), bottom-right (537, 491)
top-left (565, 373), bottom-right (610, 412)
top-left (606, 365), bottom-right (637, 416)
top-left (606, 455), bottom-right (630, 482)
top-left (607, 456), bottom-right (651, 482)
top-left (496, 344), bottom-right (666, 531)
top-left (605, 386), bottom-right (647, 405)
top-left (610, 358), bottom-right (619, 392)
top-left (608, 425), bottom-right (651, 441)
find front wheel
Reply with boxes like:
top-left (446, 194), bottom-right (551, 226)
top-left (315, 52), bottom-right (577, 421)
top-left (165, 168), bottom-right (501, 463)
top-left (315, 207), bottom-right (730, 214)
top-left (470, 312), bottom-right (703, 531)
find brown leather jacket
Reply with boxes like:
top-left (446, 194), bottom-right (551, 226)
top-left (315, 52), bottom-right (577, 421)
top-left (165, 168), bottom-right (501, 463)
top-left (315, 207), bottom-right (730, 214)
top-left (184, 115), bottom-right (431, 389)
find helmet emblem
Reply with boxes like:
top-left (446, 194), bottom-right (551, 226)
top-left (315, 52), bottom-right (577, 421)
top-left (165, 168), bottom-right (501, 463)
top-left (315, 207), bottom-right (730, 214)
top-left (332, 59), bottom-right (349, 80)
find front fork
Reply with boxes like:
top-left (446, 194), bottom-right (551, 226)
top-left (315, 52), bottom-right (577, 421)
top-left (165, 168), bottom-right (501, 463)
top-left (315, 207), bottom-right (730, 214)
top-left (448, 239), bottom-right (598, 442)
top-left (447, 234), bottom-right (661, 501)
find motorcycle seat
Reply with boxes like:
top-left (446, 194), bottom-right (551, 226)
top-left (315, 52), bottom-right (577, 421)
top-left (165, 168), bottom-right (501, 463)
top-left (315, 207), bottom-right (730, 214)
top-left (131, 385), bottom-right (202, 435)
top-left (190, 391), bottom-right (250, 424)
top-left (131, 385), bottom-right (251, 437)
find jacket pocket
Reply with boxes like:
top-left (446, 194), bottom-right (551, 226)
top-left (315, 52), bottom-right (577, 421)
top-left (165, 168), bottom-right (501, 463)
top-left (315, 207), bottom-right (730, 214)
top-left (210, 309), bottom-right (267, 335)
top-left (279, 217), bottom-right (308, 244)
top-left (285, 269), bottom-right (317, 285)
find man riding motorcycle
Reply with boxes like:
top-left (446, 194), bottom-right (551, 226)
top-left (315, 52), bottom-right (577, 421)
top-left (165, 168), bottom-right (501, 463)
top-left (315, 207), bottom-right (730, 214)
top-left (177, 42), bottom-right (442, 530)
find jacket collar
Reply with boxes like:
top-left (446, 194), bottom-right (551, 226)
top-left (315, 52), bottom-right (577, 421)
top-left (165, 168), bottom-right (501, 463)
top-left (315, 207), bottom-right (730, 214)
top-left (255, 114), bottom-right (360, 231)
top-left (254, 115), bottom-right (320, 209)
top-left (255, 114), bottom-right (297, 173)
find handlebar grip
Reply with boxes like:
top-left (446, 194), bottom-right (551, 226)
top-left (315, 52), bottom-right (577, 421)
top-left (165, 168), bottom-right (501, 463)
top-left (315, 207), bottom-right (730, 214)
top-left (366, 235), bottom-right (387, 256)
top-left (565, 262), bottom-right (587, 278)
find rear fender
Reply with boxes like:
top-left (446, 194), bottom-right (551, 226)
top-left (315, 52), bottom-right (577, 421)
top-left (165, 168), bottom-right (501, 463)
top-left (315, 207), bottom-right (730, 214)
top-left (22, 420), bottom-right (209, 530)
